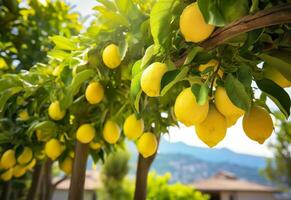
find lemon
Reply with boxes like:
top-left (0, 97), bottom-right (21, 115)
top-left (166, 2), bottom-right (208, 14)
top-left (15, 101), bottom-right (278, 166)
top-left (76, 124), bottom-right (96, 144)
top-left (89, 142), bottom-right (102, 150)
top-left (103, 120), bottom-right (121, 144)
top-left (45, 139), bottom-right (63, 160)
top-left (13, 165), bottom-right (26, 178)
top-left (195, 105), bottom-right (227, 147)
top-left (1, 149), bottom-right (16, 169)
top-left (48, 101), bottom-right (66, 121)
top-left (17, 147), bottom-right (33, 165)
top-left (263, 64), bottom-right (291, 88)
top-left (137, 132), bottom-right (158, 158)
top-left (19, 110), bottom-right (29, 121)
top-left (198, 60), bottom-right (223, 78)
top-left (141, 62), bottom-right (168, 97)
top-left (123, 114), bottom-right (144, 140)
top-left (174, 88), bottom-right (209, 126)
top-left (85, 82), bottom-right (104, 104)
top-left (215, 87), bottom-right (245, 117)
top-left (1, 168), bottom-right (13, 181)
top-left (26, 158), bottom-right (36, 170)
top-left (102, 44), bottom-right (121, 69)
top-left (180, 3), bottom-right (215, 43)
top-left (225, 115), bottom-right (241, 128)
top-left (243, 106), bottom-right (273, 144)
top-left (35, 129), bottom-right (50, 142)
top-left (59, 157), bottom-right (73, 175)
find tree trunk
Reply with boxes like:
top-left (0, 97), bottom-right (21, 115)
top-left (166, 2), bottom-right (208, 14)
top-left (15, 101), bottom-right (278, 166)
top-left (43, 160), bottom-right (53, 200)
top-left (68, 141), bottom-right (89, 200)
top-left (1, 181), bottom-right (11, 200)
top-left (134, 137), bottom-right (160, 200)
top-left (26, 164), bottom-right (44, 200)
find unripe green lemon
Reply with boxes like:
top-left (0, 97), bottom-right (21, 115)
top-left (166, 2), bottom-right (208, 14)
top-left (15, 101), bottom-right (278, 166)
top-left (19, 110), bottom-right (29, 121)
top-left (76, 124), bottom-right (96, 144)
top-left (1, 168), bottom-right (13, 181)
top-left (13, 165), bottom-right (26, 178)
top-left (195, 105), bottom-right (227, 148)
top-left (48, 101), bottom-right (66, 121)
top-left (85, 82), bottom-right (104, 104)
top-left (215, 87), bottom-right (245, 117)
top-left (137, 132), bottom-right (158, 158)
top-left (1, 149), bottom-right (16, 169)
top-left (103, 120), bottom-right (121, 144)
top-left (141, 62), bottom-right (167, 97)
top-left (17, 147), bottom-right (33, 165)
top-left (102, 44), bottom-right (121, 69)
top-left (174, 88), bottom-right (209, 126)
top-left (45, 139), bottom-right (63, 160)
top-left (243, 106), bottom-right (273, 144)
top-left (123, 114), bottom-right (144, 140)
top-left (180, 3), bottom-right (215, 43)
top-left (59, 157), bottom-right (73, 175)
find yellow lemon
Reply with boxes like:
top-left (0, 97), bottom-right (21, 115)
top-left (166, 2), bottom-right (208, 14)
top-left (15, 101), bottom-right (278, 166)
top-left (225, 115), bottom-right (241, 128)
top-left (174, 88), bottom-right (209, 126)
top-left (13, 165), bottom-right (26, 178)
top-left (19, 110), bottom-right (29, 121)
top-left (48, 101), bottom-right (66, 121)
top-left (103, 120), bottom-right (121, 144)
top-left (198, 60), bottom-right (223, 77)
top-left (141, 62), bottom-right (168, 97)
top-left (195, 105), bottom-right (227, 147)
top-left (180, 3), bottom-right (215, 43)
top-left (1, 168), bottom-right (13, 181)
top-left (123, 114), bottom-right (144, 140)
top-left (215, 87), bottom-right (245, 117)
top-left (137, 132), bottom-right (158, 158)
top-left (59, 157), bottom-right (73, 175)
top-left (26, 158), bottom-right (36, 170)
top-left (1, 149), bottom-right (16, 169)
top-left (85, 82), bottom-right (104, 104)
top-left (102, 44), bottom-right (121, 69)
top-left (17, 147), bottom-right (33, 165)
top-left (35, 129), bottom-right (50, 142)
top-left (263, 64), bottom-right (291, 88)
top-left (45, 139), bottom-right (63, 160)
top-left (243, 106), bottom-right (273, 144)
top-left (76, 124), bottom-right (96, 144)
top-left (89, 142), bottom-right (102, 150)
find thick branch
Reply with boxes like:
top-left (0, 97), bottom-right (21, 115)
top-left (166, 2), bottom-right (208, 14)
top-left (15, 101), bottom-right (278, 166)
top-left (175, 3), bottom-right (291, 66)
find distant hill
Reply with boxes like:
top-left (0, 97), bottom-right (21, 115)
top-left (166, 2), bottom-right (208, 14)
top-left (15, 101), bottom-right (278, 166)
top-left (88, 138), bottom-right (270, 185)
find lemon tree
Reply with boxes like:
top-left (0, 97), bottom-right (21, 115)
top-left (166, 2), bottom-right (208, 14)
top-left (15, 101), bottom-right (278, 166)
top-left (0, 0), bottom-right (290, 200)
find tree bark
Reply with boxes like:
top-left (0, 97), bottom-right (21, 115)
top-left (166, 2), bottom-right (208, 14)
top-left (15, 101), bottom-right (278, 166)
top-left (0, 181), bottom-right (11, 200)
top-left (44, 160), bottom-right (53, 200)
top-left (134, 137), bottom-right (160, 200)
top-left (68, 141), bottom-right (89, 200)
top-left (26, 164), bottom-right (44, 200)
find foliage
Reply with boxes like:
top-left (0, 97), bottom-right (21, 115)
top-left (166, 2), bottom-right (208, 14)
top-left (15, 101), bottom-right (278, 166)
top-left (262, 113), bottom-right (291, 189)
top-left (147, 172), bottom-right (209, 200)
top-left (0, 0), bottom-right (82, 71)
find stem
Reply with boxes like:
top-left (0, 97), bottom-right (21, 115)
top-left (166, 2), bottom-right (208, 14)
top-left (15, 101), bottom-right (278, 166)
top-left (134, 137), bottom-right (160, 200)
top-left (26, 164), bottom-right (44, 200)
top-left (68, 141), bottom-right (89, 200)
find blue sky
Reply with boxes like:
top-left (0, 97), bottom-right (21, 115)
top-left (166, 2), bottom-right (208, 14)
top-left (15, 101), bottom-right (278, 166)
top-left (67, 0), bottom-right (291, 157)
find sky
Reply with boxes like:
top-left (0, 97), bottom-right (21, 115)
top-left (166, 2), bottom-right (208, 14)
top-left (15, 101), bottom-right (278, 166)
top-left (68, 0), bottom-right (291, 157)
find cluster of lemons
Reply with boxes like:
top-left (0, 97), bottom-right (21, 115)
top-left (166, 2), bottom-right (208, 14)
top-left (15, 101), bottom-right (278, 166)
top-left (0, 148), bottom-right (36, 181)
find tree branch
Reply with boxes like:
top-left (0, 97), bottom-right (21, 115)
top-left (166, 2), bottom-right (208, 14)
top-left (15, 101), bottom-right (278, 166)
top-left (175, 3), bottom-right (291, 67)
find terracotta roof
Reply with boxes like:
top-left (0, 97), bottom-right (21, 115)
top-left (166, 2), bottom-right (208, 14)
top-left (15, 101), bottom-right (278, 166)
top-left (55, 170), bottom-right (101, 191)
top-left (192, 171), bottom-right (280, 193)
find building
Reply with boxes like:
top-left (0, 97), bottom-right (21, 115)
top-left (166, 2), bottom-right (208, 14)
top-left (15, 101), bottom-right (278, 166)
top-left (53, 170), bottom-right (100, 200)
top-left (192, 171), bottom-right (280, 200)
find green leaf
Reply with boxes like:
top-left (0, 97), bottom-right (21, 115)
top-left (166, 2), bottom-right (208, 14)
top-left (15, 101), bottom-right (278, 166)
top-left (237, 64), bottom-right (252, 87)
top-left (93, 6), bottom-right (130, 27)
top-left (184, 47), bottom-right (203, 65)
top-left (48, 49), bottom-right (70, 60)
top-left (191, 83), bottom-right (209, 105)
top-left (240, 29), bottom-right (264, 53)
top-left (0, 87), bottom-right (22, 112)
top-left (50, 36), bottom-right (77, 51)
top-left (150, 0), bottom-right (179, 48)
top-left (256, 79), bottom-right (290, 118)
top-left (259, 53), bottom-right (291, 82)
top-left (130, 72), bottom-right (142, 112)
top-left (225, 74), bottom-right (251, 111)
top-left (99, 0), bottom-right (117, 11)
top-left (132, 60), bottom-right (142, 77)
top-left (26, 121), bottom-right (58, 138)
top-left (140, 45), bottom-right (155, 69)
top-left (119, 39), bottom-right (128, 60)
top-left (160, 67), bottom-right (189, 96)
